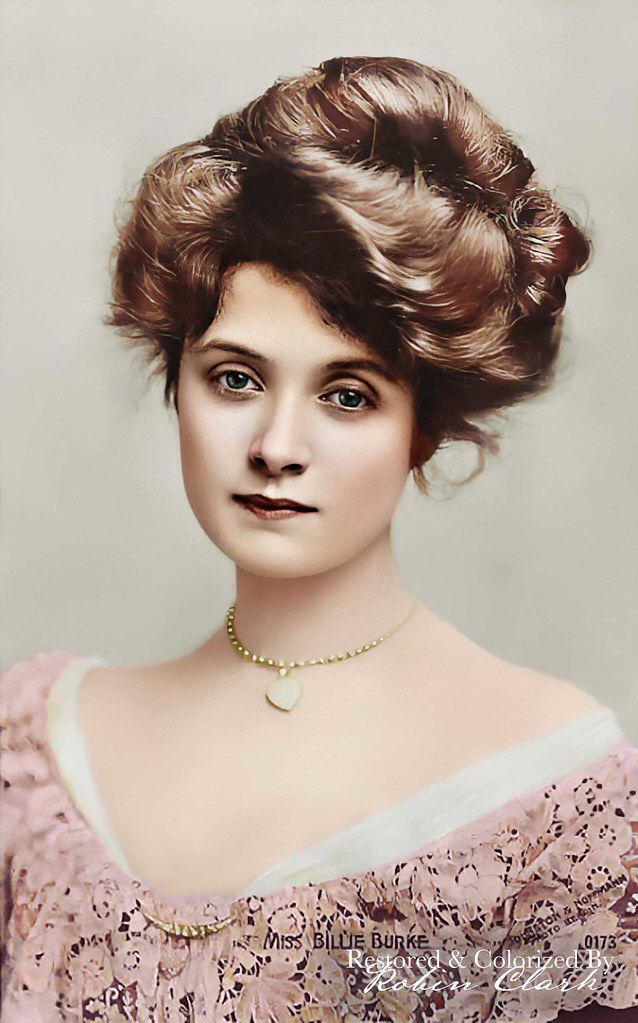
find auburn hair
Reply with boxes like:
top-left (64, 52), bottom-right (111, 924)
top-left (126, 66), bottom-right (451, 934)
top-left (105, 55), bottom-right (591, 493)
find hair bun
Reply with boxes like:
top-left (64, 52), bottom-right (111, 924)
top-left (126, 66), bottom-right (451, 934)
top-left (505, 189), bottom-right (590, 320)
top-left (305, 56), bottom-right (536, 216)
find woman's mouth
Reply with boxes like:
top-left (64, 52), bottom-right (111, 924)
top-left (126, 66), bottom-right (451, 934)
top-left (232, 494), bottom-right (317, 520)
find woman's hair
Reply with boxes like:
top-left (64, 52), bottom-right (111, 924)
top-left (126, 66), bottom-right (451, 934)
top-left (106, 55), bottom-right (591, 493)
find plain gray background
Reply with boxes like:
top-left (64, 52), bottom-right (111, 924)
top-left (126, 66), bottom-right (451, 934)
top-left (1, 0), bottom-right (636, 739)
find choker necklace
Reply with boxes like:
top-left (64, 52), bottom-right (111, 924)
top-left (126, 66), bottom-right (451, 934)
top-left (224, 599), bottom-right (418, 711)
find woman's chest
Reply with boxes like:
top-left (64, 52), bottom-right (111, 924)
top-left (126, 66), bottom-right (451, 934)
top-left (76, 658), bottom-right (525, 897)
top-left (84, 709), bottom-right (440, 895)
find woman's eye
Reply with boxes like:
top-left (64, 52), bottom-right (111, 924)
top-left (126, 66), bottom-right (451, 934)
top-left (208, 369), bottom-right (259, 394)
top-left (323, 388), bottom-right (375, 412)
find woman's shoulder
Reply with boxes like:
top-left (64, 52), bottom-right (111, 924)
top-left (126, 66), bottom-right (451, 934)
top-left (0, 652), bottom-right (87, 856)
top-left (475, 654), bottom-right (610, 741)
top-left (503, 663), bottom-right (607, 725)
top-left (0, 652), bottom-right (158, 758)
top-left (0, 650), bottom-right (81, 727)
top-left (417, 605), bottom-right (611, 738)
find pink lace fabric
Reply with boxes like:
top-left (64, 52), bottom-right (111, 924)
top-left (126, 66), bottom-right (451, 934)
top-left (1, 651), bottom-right (637, 1023)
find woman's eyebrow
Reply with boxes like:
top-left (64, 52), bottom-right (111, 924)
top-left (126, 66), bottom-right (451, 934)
top-left (193, 337), bottom-right (397, 383)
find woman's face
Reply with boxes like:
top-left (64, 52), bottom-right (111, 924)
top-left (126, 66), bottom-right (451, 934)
top-left (176, 262), bottom-right (418, 579)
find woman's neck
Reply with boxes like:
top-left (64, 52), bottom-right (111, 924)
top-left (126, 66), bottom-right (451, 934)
top-left (231, 531), bottom-right (415, 663)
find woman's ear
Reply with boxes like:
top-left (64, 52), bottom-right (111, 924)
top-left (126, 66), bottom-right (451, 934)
top-left (409, 426), bottom-right (438, 469)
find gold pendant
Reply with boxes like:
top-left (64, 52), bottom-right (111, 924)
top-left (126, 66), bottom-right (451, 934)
top-left (266, 668), bottom-right (302, 711)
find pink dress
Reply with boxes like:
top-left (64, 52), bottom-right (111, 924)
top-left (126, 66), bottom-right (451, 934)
top-left (1, 650), bottom-right (637, 1022)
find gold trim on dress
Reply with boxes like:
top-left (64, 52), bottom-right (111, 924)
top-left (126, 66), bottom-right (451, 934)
top-left (141, 909), bottom-right (238, 938)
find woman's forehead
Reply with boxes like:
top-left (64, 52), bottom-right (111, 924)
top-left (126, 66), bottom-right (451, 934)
top-left (198, 262), bottom-right (411, 384)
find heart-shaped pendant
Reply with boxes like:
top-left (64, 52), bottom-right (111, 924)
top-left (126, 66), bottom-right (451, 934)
top-left (266, 668), bottom-right (302, 711)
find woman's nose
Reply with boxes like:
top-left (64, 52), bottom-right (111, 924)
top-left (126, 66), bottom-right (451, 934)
top-left (248, 401), bottom-right (311, 476)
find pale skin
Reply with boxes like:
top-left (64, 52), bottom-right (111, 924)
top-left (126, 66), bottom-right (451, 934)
top-left (79, 262), bottom-right (603, 898)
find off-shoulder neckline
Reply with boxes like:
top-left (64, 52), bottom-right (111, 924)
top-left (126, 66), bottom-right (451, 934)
top-left (42, 652), bottom-right (630, 917)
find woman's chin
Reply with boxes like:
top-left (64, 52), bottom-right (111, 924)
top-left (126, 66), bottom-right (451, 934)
top-left (212, 535), bottom-right (343, 580)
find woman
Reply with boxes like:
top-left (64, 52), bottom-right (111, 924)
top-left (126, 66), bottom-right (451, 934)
top-left (1, 55), bottom-right (636, 1022)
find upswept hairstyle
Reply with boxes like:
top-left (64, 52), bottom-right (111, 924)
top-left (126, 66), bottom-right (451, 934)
top-left (106, 55), bottom-right (591, 493)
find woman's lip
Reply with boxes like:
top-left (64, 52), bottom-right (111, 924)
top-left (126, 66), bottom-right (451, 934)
top-left (234, 496), bottom-right (316, 519)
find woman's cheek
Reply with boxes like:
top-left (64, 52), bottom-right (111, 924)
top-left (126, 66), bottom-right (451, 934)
top-left (330, 425), bottom-right (411, 507)
top-left (179, 426), bottom-right (222, 525)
